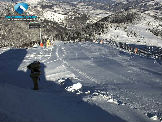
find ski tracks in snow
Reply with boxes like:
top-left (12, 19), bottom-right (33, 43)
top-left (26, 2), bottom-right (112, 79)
top-left (1, 43), bottom-right (161, 122)
top-left (15, 42), bottom-right (162, 122)
top-left (55, 43), bottom-right (130, 109)
top-left (57, 42), bottom-right (162, 122)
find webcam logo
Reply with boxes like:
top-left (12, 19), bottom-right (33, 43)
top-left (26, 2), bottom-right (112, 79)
top-left (5, 2), bottom-right (37, 20)
top-left (14, 2), bottom-right (29, 14)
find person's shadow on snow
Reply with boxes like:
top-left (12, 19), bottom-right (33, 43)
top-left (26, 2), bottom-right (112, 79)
top-left (0, 49), bottom-right (127, 122)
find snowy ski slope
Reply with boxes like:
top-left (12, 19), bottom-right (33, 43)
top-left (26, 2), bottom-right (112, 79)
top-left (0, 41), bottom-right (161, 122)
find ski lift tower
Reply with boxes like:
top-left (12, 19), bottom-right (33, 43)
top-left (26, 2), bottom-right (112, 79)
top-left (29, 22), bottom-right (42, 44)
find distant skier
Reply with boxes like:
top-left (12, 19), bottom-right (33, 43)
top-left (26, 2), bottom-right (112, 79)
top-left (27, 61), bottom-right (41, 90)
top-left (46, 39), bottom-right (51, 48)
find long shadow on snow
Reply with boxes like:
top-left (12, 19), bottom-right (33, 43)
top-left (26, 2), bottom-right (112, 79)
top-left (0, 49), bottom-right (31, 88)
top-left (38, 63), bottom-right (127, 122)
top-left (0, 49), bottom-right (126, 122)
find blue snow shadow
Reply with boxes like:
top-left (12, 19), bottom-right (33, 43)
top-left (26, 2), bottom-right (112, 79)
top-left (39, 63), bottom-right (127, 122)
top-left (0, 49), bottom-right (31, 88)
top-left (0, 49), bottom-right (127, 122)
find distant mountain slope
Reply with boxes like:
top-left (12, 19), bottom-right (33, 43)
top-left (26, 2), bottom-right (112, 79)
top-left (0, 0), bottom-right (162, 48)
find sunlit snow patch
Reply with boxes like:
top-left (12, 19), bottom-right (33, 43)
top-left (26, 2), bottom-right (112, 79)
top-left (33, 43), bottom-right (39, 48)
top-left (66, 83), bottom-right (82, 92)
top-left (146, 113), bottom-right (161, 121)
top-left (150, 116), bottom-right (158, 121)
top-left (43, 11), bottom-right (66, 24)
top-left (84, 91), bottom-right (125, 106)
top-left (58, 78), bottom-right (66, 84)
top-left (25, 0), bottom-right (42, 4)
top-left (0, 47), bottom-right (10, 55)
top-left (146, 113), bottom-right (160, 121)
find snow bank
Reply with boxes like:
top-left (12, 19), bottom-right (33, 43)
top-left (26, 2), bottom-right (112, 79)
top-left (66, 82), bottom-right (82, 92)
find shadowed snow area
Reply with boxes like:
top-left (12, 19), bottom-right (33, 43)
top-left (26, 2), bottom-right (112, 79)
top-left (0, 41), bottom-right (161, 122)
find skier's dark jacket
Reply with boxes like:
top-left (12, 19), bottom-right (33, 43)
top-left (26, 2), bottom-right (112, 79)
top-left (27, 61), bottom-right (41, 78)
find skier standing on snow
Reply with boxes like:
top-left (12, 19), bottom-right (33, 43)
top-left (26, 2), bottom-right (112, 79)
top-left (27, 61), bottom-right (41, 90)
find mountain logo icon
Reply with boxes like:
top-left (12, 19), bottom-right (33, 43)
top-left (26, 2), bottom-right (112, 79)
top-left (14, 2), bottom-right (29, 15)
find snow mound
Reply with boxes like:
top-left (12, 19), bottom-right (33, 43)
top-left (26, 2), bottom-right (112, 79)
top-left (146, 113), bottom-right (160, 121)
top-left (150, 116), bottom-right (158, 121)
top-left (91, 92), bottom-right (124, 105)
top-left (66, 83), bottom-right (82, 92)
top-left (58, 78), bottom-right (83, 94)
top-left (33, 43), bottom-right (39, 48)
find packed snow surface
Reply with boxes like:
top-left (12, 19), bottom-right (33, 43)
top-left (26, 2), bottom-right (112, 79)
top-left (0, 41), bottom-right (161, 122)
